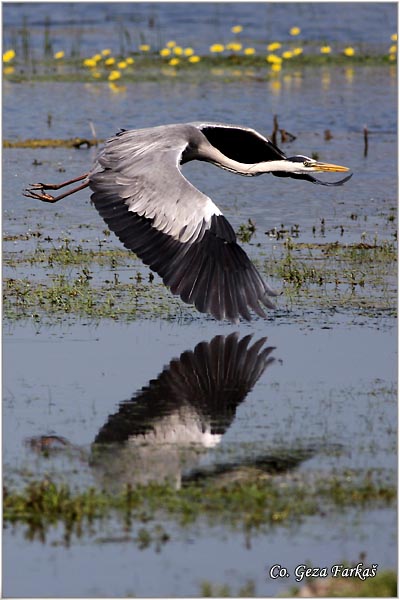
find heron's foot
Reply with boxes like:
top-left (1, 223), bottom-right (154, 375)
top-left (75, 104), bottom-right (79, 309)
top-left (23, 186), bottom-right (57, 202)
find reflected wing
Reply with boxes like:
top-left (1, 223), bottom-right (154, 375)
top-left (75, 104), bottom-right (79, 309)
top-left (89, 125), bottom-right (277, 321)
top-left (94, 333), bottom-right (275, 445)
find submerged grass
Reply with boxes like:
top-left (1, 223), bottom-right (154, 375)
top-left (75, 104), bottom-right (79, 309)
top-left (3, 468), bottom-right (395, 545)
top-left (260, 236), bottom-right (397, 315)
top-left (3, 232), bottom-right (397, 323)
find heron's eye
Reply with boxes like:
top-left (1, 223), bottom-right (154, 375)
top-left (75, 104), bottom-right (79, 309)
top-left (303, 160), bottom-right (313, 167)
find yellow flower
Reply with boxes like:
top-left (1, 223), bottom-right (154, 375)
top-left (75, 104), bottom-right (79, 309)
top-left (117, 61), bottom-right (127, 69)
top-left (226, 42), bottom-right (242, 52)
top-left (271, 63), bottom-right (282, 72)
top-left (173, 46), bottom-right (183, 55)
top-left (289, 27), bottom-right (301, 36)
top-left (83, 58), bottom-right (97, 68)
top-left (266, 54), bottom-right (282, 64)
top-left (188, 55), bottom-right (201, 63)
top-left (293, 47), bottom-right (303, 56)
top-left (101, 49), bottom-right (112, 56)
top-left (54, 50), bottom-right (64, 60)
top-left (184, 47), bottom-right (194, 56)
top-left (267, 42), bottom-right (281, 51)
top-left (125, 57), bottom-right (135, 64)
top-left (92, 71), bottom-right (101, 79)
top-left (92, 54), bottom-right (102, 62)
top-left (282, 50), bottom-right (293, 59)
top-left (105, 57), bottom-right (115, 66)
top-left (391, 33), bottom-right (397, 41)
top-left (139, 44), bottom-right (150, 52)
top-left (320, 45), bottom-right (331, 54)
top-left (169, 57), bottom-right (180, 66)
top-left (244, 47), bottom-right (256, 55)
top-left (389, 45), bottom-right (397, 53)
top-left (343, 47), bottom-right (355, 56)
top-left (389, 53), bottom-right (396, 61)
top-left (231, 25), bottom-right (243, 34)
top-left (108, 70), bottom-right (121, 81)
top-left (3, 49), bottom-right (15, 63)
top-left (166, 40), bottom-right (176, 48)
top-left (210, 44), bottom-right (225, 53)
top-left (3, 65), bottom-right (14, 74)
top-left (160, 48), bottom-right (171, 57)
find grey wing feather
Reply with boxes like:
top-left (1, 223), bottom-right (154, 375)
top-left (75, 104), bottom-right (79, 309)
top-left (89, 125), bottom-right (277, 322)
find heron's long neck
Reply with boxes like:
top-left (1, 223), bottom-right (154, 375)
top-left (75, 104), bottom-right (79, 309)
top-left (197, 143), bottom-right (291, 176)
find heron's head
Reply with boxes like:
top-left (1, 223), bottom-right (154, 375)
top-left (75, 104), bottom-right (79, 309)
top-left (267, 154), bottom-right (352, 186)
top-left (285, 155), bottom-right (350, 175)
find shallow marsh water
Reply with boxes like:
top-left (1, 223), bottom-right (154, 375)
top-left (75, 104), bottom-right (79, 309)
top-left (2, 5), bottom-right (397, 596)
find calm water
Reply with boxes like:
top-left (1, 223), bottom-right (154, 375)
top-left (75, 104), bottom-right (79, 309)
top-left (2, 3), bottom-right (397, 597)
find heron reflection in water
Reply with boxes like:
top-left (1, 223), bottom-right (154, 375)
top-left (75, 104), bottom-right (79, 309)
top-left (27, 333), bottom-right (317, 489)
top-left (24, 122), bottom-right (352, 322)
top-left (90, 333), bottom-right (314, 490)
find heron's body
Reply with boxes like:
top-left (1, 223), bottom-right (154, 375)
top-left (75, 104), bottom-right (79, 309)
top-left (25, 121), bottom-right (351, 322)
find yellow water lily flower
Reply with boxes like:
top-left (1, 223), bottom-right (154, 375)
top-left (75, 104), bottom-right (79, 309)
top-left (389, 45), bottom-right (397, 53)
top-left (266, 54), bottom-right (282, 64)
top-left (244, 47), bottom-right (256, 55)
top-left (391, 33), bottom-right (397, 41)
top-left (160, 48), bottom-right (171, 57)
top-left (125, 57), bottom-right (135, 64)
top-left (101, 49), bottom-right (112, 56)
top-left (139, 44), bottom-right (150, 52)
top-left (282, 50), bottom-right (293, 59)
top-left (389, 53), bottom-right (396, 61)
top-left (166, 40), bottom-right (176, 48)
top-left (226, 42), bottom-right (242, 52)
top-left (92, 71), bottom-right (101, 79)
top-left (108, 70), bottom-right (121, 81)
top-left (169, 57), bottom-right (180, 66)
top-left (54, 50), bottom-right (64, 60)
top-left (231, 25), bottom-right (243, 34)
top-left (117, 61), bottom-right (127, 69)
top-left (105, 57), bottom-right (115, 66)
top-left (343, 47), bottom-right (355, 56)
top-left (83, 58), bottom-right (97, 68)
top-left (289, 27), bottom-right (301, 36)
top-left (3, 49), bottom-right (15, 63)
top-left (267, 42), bottom-right (281, 52)
top-left (320, 45), bottom-right (331, 54)
top-left (92, 54), bottom-right (102, 62)
top-left (293, 47), bottom-right (303, 56)
top-left (184, 47), bottom-right (194, 56)
top-left (3, 65), bottom-right (15, 74)
top-left (188, 55), bottom-right (201, 63)
top-left (173, 46), bottom-right (183, 55)
top-left (271, 63), bottom-right (282, 72)
top-left (210, 43), bottom-right (225, 53)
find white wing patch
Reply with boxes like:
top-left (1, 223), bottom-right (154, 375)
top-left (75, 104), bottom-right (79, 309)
top-left (90, 125), bottom-right (222, 244)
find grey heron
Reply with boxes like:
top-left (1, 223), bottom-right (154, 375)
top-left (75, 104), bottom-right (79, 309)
top-left (24, 122), bottom-right (352, 322)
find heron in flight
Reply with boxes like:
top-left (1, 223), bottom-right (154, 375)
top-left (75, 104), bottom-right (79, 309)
top-left (24, 122), bottom-right (352, 322)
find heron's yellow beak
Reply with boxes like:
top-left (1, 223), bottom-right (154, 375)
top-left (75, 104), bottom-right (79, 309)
top-left (312, 161), bottom-right (350, 173)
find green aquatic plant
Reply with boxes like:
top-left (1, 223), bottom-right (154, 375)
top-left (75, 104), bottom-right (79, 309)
top-left (3, 468), bottom-right (395, 544)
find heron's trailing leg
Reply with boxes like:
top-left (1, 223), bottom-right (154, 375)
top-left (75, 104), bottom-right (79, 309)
top-left (24, 173), bottom-right (89, 203)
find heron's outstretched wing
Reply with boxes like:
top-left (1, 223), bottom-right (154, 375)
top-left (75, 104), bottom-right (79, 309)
top-left (89, 125), bottom-right (277, 322)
